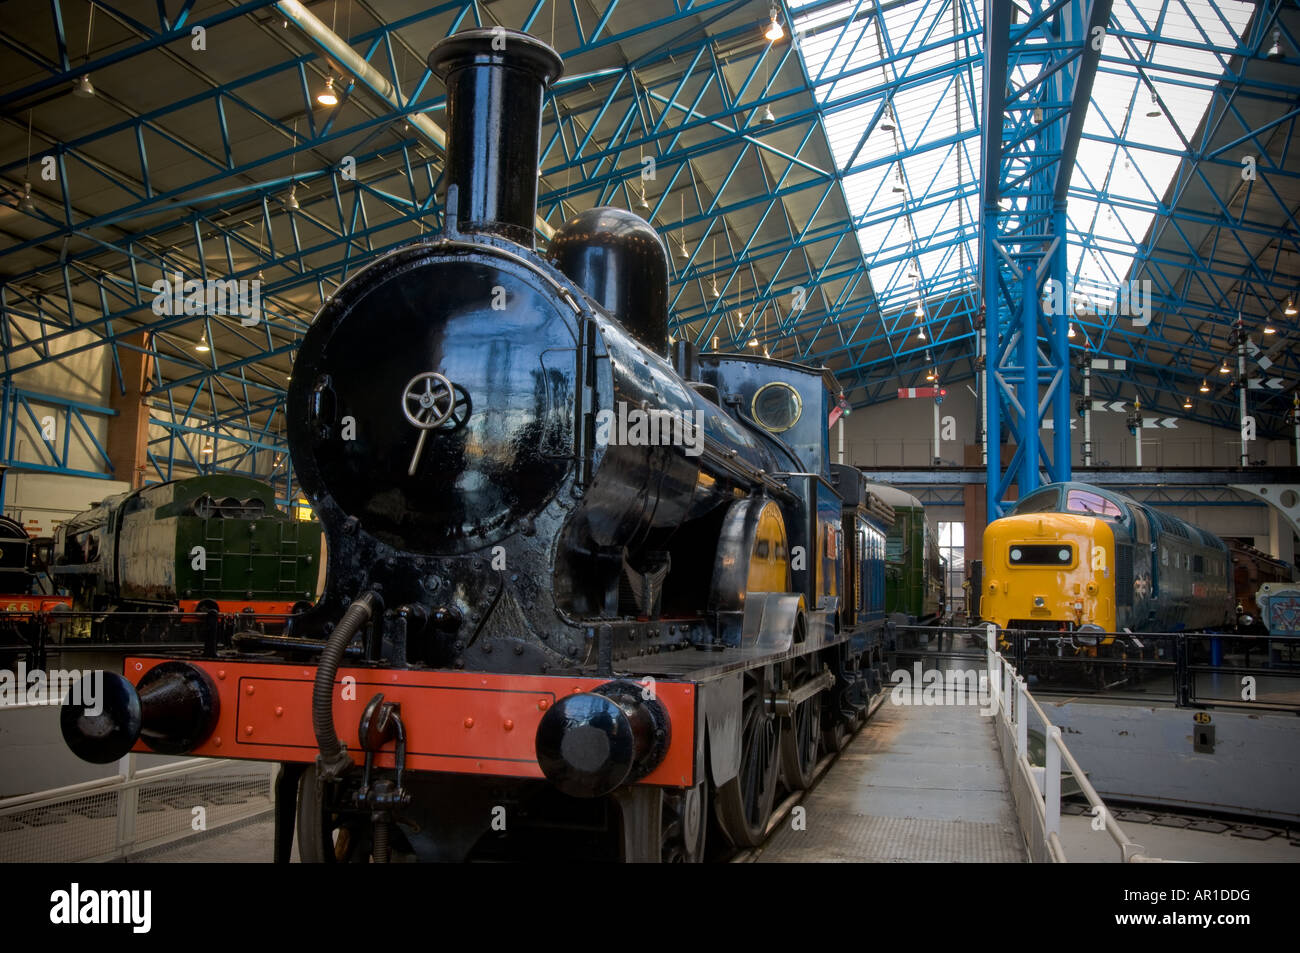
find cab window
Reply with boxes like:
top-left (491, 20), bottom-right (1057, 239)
top-left (1065, 489), bottom-right (1123, 519)
top-left (1013, 489), bottom-right (1059, 514)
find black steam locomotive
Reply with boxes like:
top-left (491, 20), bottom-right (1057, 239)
top-left (61, 29), bottom-right (896, 862)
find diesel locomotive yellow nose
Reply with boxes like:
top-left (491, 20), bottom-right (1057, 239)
top-left (982, 513), bottom-right (1116, 631)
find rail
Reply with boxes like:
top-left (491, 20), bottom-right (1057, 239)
top-left (982, 623), bottom-right (1166, 863)
top-left (0, 753), bottom-right (276, 863)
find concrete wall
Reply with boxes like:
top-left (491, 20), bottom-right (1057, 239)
top-left (837, 389), bottom-right (1299, 569)
top-left (1045, 701), bottom-right (1300, 824)
top-left (838, 386), bottom-right (1295, 469)
top-left (4, 473), bottom-right (130, 538)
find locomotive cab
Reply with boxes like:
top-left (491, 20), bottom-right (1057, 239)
top-left (697, 355), bottom-right (845, 617)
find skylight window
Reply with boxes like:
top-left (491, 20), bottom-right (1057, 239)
top-left (789, 0), bottom-right (1254, 324)
top-left (1067, 1), bottom-right (1254, 294)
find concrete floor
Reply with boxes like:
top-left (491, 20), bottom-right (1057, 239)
top-left (760, 702), bottom-right (1027, 862)
top-left (1058, 812), bottom-right (1299, 862)
top-left (134, 812), bottom-right (285, 863)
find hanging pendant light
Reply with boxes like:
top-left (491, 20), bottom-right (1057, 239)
top-left (72, 6), bottom-right (97, 98)
top-left (1199, 379), bottom-right (1210, 393)
top-left (1067, 323), bottom-right (1076, 339)
top-left (764, 6), bottom-right (784, 42)
top-left (880, 106), bottom-right (896, 133)
top-left (285, 183), bottom-right (299, 210)
top-left (1284, 296), bottom-right (1297, 317)
top-left (1266, 28), bottom-right (1284, 61)
top-left (1145, 89), bottom-right (1161, 118)
top-left (195, 329), bottom-right (210, 353)
top-left (19, 181), bottom-right (36, 213)
top-left (1183, 396), bottom-right (1193, 410)
top-left (760, 104), bottom-right (776, 125)
top-left (637, 187), bottom-right (651, 211)
top-left (317, 77), bottom-right (339, 107)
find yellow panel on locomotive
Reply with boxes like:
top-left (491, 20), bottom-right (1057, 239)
top-left (982, 512), bottom-right (1116, 633)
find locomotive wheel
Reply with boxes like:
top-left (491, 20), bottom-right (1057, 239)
top-left (715, 666), bottom-right (782, 848)
top-left (296, 765), bottom-right (373, 863)
top-left (821, 711), bottom-right (850, 754)
top-left (779, 657), bottom-right (822, 791)
top-left (661, 781), bottom-right (707, 863)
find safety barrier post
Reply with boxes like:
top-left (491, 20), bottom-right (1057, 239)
top-left (115, 752), bottom-right (138, 854)
top-left (1015, 675), bottom-right (1028, 758)
top-left (1044, 726), bottom-right (1062, 838)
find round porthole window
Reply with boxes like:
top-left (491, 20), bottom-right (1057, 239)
top-left (751, 382), bottom-right (802, 433)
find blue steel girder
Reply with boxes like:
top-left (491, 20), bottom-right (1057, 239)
top-left (980, 0), bottom-right (1110, 517)
top-left (0, 384), bottom-right (117, 479)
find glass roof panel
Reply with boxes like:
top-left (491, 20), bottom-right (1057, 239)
top-left (790, 0), bottom-right (1254, 327)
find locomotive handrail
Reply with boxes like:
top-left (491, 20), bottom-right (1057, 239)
top-left (985, 623), bottom-right (1168, 863)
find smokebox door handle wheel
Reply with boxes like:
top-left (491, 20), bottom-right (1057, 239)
top-left (402, 371), bottom-right (462, 476)
top-left (402, 371), bottom-right (458, 429)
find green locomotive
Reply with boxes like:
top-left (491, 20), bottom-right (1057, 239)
top-left (52, 475), bottom-right (323, 616)
top-left (864, 482), bottom-right (944, 623)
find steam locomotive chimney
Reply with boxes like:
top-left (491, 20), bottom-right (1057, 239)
top-left (428, 29), bottom-right (563, 247)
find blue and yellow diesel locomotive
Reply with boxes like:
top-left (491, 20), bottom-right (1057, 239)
top-left (982, 482), bottom-right (1234, 634)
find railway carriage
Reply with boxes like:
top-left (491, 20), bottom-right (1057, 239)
top-left (863, 482), bottom-right (944, 623)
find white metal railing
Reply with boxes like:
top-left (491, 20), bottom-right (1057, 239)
top-left (983, 623), bottom-right (1166, 863)
top-left (0, 754), bottom-right (276, 863)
